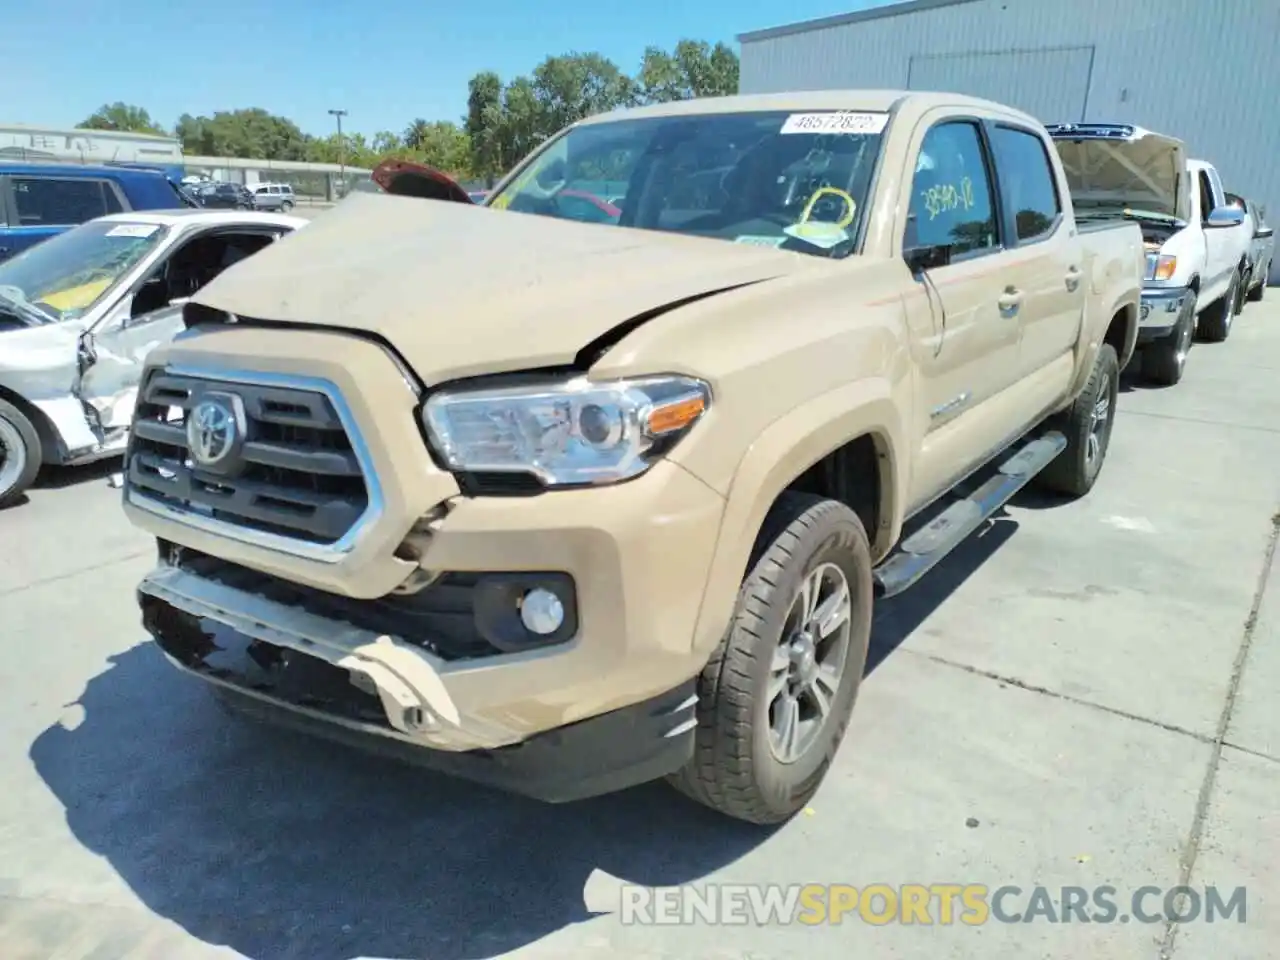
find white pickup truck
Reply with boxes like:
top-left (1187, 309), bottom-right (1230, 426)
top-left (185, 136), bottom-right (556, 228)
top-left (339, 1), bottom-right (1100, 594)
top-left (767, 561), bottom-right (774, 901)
top-left (1048, 123), bottom-right (1251, 386)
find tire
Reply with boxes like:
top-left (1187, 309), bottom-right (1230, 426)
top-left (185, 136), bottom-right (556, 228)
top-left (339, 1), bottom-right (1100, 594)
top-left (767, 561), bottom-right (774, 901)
top-left (1197, 270), bottom-right (1240, 343)
top-left (1141, 298), bottom-right (1195, 386)
top-left (1247, 263), bottom-right (1268, 302)
top-left (282, 200), bottom-right (295, 212)
top-left (1233, 269), bottom-right (1248, 316)
top-left (1035, 343), bottom-right (1120, 498)
top-left (0, 398), bottom-right (41, 508)
top-left (669, 492), bottom-right (873, 824)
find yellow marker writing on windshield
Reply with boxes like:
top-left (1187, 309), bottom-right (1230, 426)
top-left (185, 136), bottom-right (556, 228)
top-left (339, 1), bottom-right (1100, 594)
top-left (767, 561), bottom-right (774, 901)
top-left (798, 187), bottom-right (857, 228)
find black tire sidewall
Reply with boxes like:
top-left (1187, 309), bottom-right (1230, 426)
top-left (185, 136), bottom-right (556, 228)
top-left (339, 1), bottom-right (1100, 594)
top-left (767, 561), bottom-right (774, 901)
top-left (741, 504), bottom-right (872, 811)
top-left (1082, 344), bottom-right (1120, 486)
top-left (1144, 298), bottom-right (1194, 385)
top-left (0, 399), bottom-right (41, 504)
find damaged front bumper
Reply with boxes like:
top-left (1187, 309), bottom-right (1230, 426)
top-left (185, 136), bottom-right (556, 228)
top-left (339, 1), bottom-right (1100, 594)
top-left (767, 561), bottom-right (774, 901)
top-left (137, 561), bottom-right (700, 802)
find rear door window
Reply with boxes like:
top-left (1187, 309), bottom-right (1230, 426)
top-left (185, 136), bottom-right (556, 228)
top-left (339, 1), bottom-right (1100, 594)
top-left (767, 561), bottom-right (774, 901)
top-left (989, 125), bottom-right (1062, 242)
top-left (11, 177), bottom-right (122, 226)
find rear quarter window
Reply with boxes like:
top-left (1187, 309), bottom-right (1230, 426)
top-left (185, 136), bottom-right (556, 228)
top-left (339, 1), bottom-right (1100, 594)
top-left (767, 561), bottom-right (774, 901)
top-left (11, 177), bottom-right (123, 226)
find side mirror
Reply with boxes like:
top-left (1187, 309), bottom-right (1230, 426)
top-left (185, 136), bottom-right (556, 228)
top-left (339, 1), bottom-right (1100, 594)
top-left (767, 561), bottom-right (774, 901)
top-left (1205, 205), bottom-right (1246, 229)
top-left (904, 244), bottom-right (952, 273)
top-left (1255, 226), bottom-right (1274, 240)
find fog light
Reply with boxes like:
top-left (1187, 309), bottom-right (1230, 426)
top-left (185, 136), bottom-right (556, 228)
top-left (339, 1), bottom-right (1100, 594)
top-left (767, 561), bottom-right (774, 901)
top-left (519, 588), bottom-right (565, 635)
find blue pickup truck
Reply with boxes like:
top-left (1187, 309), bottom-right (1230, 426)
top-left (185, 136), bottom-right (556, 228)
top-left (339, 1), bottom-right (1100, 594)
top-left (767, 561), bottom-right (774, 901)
top-left (0, 162), bottom-right (190, 263)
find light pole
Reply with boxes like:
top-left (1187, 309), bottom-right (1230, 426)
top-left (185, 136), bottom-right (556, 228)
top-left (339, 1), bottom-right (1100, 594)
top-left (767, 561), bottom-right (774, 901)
top-left (328, 108), bottom-right (348, 197)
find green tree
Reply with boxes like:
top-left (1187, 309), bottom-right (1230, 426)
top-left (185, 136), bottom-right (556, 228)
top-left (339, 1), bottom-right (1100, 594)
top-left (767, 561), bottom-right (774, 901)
top-left (403, 119), bottom-right (431, 150)
top-left (638, 40), bottom-right (740, 103)
top-left (463, 39), bottom-right (735, 183)
top-left (174, 108), bottom-right (310, 160)
top-left (79, 102), bottom-right (168, 136)
top-left (465, 71), bottom-right (504, 183)
top-left (530, 52), bottom-right (637, 134)
top-left (372, 130), bottom-right (403, 155)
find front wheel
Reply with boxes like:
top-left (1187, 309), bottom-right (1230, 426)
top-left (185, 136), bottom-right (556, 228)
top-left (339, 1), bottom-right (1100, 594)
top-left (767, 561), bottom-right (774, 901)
top-left (669, 492), bottom-right (872, 824)
top-left (0, 398), bottom-right (42, 508)
top-left (1142, 298), bottom-right (1195, 386)
top-left (1035, 343), bottom-right (1119, 498)
top-left (1197, 270), bottom-right (1240, 342)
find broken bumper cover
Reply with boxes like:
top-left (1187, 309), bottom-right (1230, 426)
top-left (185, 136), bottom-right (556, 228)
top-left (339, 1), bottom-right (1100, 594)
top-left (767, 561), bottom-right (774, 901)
top-left (137, 565), bottom-right (700, 802)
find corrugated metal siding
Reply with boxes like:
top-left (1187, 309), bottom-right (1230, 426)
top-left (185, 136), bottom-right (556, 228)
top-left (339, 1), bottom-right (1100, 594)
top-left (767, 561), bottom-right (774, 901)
top-left (906, 45), bottom-right (1095, 120)
top-left (740, 0), bottom-right (1280, 280)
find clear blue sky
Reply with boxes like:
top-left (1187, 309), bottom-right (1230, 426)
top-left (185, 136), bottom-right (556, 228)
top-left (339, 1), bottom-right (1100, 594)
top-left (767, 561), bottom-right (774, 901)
top-left (2, 0), bottom-right (886, 139)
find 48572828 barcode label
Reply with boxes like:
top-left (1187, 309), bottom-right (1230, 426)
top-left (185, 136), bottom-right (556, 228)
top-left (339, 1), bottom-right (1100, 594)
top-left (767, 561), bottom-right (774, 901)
top-left (779, 111), bottom-right (890, 135)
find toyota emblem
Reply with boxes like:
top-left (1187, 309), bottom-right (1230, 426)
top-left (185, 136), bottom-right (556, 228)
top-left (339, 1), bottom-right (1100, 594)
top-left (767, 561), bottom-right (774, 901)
top-left (187, 396), bottom-right (239, 468)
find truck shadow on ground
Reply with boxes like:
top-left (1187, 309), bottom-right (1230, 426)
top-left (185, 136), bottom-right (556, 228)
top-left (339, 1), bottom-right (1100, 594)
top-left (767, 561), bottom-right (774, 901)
top-left (28, 642), bottom-right (772, 960)
top-left (29, 498), bottom-right (1033, 959)
top-left (866, 509), bottom-right (1019, 673)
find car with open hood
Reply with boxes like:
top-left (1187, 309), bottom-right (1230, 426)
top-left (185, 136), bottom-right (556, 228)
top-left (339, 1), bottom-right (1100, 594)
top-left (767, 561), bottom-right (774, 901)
top-left (120, 91), bottom-right (1143, 825)
top-left (1049, 123), bottom-right (1251, 385)
top-left (0, 208), bottom-right (306, 506)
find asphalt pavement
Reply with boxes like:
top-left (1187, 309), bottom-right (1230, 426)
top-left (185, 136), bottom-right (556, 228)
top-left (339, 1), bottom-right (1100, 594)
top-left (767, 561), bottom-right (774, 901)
top-left (1, 295), bottom-right (1278, 960)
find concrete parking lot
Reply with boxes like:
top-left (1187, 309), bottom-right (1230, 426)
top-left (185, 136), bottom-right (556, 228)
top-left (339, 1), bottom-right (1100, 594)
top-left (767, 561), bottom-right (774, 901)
top-left (1, 296), bottom-right (1278, 960)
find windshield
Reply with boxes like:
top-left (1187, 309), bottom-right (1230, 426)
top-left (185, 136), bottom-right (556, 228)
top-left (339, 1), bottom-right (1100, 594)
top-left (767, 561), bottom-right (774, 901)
top-left (0, 220), bottom-right (167, 322)
top-left (487, 109), bottom-right (889, 258)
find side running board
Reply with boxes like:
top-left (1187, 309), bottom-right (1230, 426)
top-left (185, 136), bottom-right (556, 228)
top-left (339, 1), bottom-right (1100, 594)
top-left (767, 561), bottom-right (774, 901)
top-left (872, 431), bottom-right (1068, 599)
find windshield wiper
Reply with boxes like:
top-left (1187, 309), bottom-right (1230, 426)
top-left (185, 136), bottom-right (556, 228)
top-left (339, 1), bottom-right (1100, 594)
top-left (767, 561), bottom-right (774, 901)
top-left (1121, 207), bottom-right (1186, 228)
top-left (0, 289), bottom-right (52, 326)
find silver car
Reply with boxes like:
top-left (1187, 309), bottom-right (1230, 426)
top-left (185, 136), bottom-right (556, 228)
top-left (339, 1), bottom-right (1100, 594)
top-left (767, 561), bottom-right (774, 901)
top-left (249, 182), bottom-right (297, 212)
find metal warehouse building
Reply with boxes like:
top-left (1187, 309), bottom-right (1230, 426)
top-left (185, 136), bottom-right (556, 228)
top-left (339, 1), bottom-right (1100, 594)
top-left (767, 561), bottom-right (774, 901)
top-left (738, 0), bottom-right (1279, 281)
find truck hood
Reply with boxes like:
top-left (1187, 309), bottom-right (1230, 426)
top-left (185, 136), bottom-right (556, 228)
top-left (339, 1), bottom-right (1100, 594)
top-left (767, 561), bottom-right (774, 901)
top-left (1048, 123), bottom-right (1190, 223)
top-left (189, 191), bottom-right (811, 384)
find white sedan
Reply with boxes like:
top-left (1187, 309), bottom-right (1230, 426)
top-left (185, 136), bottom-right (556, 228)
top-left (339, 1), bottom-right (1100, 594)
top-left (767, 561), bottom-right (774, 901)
top-left (0, 208), bottom-right (307, 507)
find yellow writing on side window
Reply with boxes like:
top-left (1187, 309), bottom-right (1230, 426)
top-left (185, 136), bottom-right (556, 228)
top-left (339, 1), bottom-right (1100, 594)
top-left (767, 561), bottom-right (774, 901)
top-left (921, 176), bottom-right (976, 220)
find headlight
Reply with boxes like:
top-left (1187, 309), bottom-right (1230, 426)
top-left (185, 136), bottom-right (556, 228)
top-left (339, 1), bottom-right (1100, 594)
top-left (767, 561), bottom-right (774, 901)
top-left (1146, 253), bottom-right (1177, 281)
top-left (422, 375), bottom-right (710, 487)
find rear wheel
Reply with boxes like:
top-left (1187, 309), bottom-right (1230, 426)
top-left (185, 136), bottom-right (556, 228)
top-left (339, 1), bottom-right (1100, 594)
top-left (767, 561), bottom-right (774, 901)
top-left (1247, 262), bottom-right (1268, 302)
top-left (0, 398), bottom-right (42, 508)
top-left (669, 492), bottom-right (872, 824)
top-left (1197, 270), bottom-right (1240, 342)
top-left (1035, 343), bottom-right (1119, 497)
top-left (282, 199), bottom-right (295, 212)
top-left (1142, 298), bottom-right (1195, 386)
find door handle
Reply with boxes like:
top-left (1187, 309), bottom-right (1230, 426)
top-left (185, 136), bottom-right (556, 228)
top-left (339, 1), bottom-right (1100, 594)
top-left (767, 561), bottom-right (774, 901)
top-left (998, 286), bottom-right (1023, 316)
top-left (1065, 266), bottom-right (1082, 291)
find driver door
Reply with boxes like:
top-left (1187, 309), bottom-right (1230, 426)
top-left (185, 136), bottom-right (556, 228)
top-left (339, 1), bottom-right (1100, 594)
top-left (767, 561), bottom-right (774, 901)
top-left (76, 226), bottom-right (291, 430)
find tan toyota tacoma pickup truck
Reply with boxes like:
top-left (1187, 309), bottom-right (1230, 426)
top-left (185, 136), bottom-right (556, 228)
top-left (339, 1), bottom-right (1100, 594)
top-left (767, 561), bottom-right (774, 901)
top-left (121, 91), bottom-right (1143, 825)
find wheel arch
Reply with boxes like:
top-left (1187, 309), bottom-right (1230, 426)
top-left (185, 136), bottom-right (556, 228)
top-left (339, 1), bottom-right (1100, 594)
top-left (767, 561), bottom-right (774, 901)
top-left (1105, 302), bottom-right (1139, 371)
top-left (689, 380), bottom-right (906, 658)
top-left (0, 382), bottom-right (62, 465)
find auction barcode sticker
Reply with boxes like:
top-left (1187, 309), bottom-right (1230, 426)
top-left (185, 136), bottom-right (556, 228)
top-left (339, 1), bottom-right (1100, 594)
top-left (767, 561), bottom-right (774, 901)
top-left (780, 111), bottom-right (890, 135)
top-left (105, 223), bottom-right (159, 238)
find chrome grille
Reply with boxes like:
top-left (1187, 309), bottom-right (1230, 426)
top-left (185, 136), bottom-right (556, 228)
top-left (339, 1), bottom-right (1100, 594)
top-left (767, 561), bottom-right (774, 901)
top-left (126, 369), bottom-right (370, 545)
